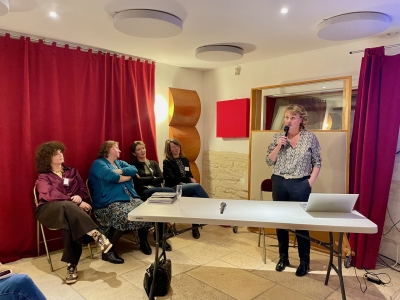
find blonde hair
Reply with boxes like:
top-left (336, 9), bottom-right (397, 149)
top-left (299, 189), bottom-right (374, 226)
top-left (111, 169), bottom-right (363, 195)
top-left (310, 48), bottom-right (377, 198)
top-left (283, 104), bottom-right (308, 130)
top-left (97, 140), bottom-right (119, 158)
top-left (164, 138), bottom-right (184, 160)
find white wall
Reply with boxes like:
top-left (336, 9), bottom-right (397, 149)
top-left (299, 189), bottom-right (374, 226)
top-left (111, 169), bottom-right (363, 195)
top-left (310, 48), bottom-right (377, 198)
top-left (155, 63), bottom-right (204, 175)
top-left (202, 36), bottom-right (400, 153)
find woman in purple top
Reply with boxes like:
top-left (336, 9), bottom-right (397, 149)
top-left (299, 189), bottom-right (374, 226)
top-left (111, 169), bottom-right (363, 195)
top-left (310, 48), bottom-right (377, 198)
top-left (35, 141), bottom-right (112, 285)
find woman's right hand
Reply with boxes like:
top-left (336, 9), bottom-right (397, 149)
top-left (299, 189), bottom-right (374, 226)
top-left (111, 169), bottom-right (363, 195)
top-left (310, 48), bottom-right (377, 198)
top-left (277, 136), bottom-right (287, 148)
top-left (79, 202), bottom-right (91, 212)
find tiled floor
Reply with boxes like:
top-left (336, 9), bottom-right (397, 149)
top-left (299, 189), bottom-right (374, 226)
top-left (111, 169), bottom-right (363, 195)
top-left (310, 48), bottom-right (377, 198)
top-left (5, 225), bottom-right (400, 300)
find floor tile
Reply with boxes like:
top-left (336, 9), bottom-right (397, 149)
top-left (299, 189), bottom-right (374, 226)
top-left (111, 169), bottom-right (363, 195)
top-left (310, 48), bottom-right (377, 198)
top-left (5, 226), bottom-right (396, 300)
top-left (187, 260), bottom-right (275, 300)
top-left (253, 284), bottom-right (315, 300)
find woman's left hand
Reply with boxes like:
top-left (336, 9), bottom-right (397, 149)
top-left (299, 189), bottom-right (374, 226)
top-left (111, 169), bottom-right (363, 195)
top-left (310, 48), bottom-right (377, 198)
top-left (190, 178), bottom-right (197, 183)
top-left (79, 202), bottom-right (92, 212)
top-left (308, 179), bottom-right (314, 187)
top-left (71, 195), bottom-right (82, 204)
top-left (113, 169), bottom-right (123, 175)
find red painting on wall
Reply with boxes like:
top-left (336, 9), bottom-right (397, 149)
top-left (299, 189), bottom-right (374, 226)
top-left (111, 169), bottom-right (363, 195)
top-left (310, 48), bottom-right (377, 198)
top-left (216, 98), bottom-right (250, 138)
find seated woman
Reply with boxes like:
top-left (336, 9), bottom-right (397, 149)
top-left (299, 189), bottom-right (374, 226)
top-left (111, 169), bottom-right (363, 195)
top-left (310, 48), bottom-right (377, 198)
top-left (0, 273), bottom-right (46, 300)
top-left (35, 141), bottom-right (112, 285)
top-left (131, 141), bottom-right (175, 200)
top-left (163, 138), bottom-right (209, 239)
top-left (88, 140), bottom-right (153, 264)
top-left (130, 140), bottom-right (175, 251)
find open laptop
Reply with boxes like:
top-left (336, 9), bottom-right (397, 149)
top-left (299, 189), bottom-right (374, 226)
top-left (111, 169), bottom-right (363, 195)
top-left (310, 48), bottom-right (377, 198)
top-left (300, 193), bottom-right (359, 213)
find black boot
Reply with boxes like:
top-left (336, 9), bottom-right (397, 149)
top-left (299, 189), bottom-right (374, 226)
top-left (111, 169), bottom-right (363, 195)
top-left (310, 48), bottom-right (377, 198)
top-left (138, 227), bottom-right (152, 255)
top-left (192, 224), bottom-right (200, 239)
top-left (105, 227), bottom-right (125, 262)
top-left (102, 247), bottom-right (124, 264)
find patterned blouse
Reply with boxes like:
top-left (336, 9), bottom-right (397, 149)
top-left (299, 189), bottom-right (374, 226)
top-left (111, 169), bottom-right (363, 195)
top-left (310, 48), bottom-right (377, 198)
top-left (175, 158), bottom-right (187, 177)
top-left (266, 130), bottom-right (322, 177)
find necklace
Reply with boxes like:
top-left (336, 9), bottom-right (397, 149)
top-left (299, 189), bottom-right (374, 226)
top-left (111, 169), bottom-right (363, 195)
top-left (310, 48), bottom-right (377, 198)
top-left (53, 167), bottom-right (63, 178)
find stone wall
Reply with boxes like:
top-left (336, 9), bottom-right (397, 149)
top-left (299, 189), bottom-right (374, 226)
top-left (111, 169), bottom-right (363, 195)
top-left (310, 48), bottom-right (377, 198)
top-left (379, 156), bottom-right (400, 262)
top-left (202, 150), bottom-right (248, 200)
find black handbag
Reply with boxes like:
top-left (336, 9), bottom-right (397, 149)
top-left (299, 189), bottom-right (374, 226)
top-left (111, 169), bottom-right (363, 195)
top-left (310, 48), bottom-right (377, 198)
top-left (143, 258), bottom-right (172, 296)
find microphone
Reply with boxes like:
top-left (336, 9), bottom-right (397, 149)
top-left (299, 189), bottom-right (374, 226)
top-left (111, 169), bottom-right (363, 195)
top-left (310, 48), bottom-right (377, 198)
top-left (281, 126), bottom-right (289, 150)
top-left (220, 202), bottom-right (227, 214)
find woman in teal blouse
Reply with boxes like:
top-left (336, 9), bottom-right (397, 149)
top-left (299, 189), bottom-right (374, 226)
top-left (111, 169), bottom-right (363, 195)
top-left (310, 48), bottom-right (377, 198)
top-left (89, 140), bottom-right (152, 264)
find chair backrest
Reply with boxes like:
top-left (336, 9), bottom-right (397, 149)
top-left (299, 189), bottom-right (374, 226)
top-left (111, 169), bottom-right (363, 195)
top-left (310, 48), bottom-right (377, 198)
top-left (260, 179), bottom-right (272, 200)
top-left (33, 186), bottom-right (39, 207)
top-left (85, 179), bottom-right (93, 204)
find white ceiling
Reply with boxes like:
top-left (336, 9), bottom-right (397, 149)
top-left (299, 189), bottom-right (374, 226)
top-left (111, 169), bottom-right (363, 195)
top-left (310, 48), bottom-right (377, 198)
top-left (0, 0), bottom-right (400, 70)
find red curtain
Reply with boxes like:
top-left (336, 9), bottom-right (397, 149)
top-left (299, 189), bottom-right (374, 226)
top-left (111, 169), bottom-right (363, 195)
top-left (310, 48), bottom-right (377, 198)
top-left (0, 34), bottom-right (156, 263)
top-left (349, 47), bottom-right (400, 269)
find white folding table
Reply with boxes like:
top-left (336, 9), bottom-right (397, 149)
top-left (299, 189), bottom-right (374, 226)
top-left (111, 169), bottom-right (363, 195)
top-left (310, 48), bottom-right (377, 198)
top-left (128, 197), bottom-right (377, 300)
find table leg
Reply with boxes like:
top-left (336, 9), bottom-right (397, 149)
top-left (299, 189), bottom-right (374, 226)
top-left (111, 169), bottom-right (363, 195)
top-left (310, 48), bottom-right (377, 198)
top-left (324, 232), bottom-right (333, 285)
top-left (337, 232), bottom-right (346, 300)
top-left (149, 222), bottom-right (160, 300)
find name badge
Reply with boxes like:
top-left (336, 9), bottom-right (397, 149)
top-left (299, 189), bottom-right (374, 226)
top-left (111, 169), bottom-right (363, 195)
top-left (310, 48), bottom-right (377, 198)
top-left (63, 178), bottom-right (69, 186)
top-left (184, 166), bottom-right (190, 171)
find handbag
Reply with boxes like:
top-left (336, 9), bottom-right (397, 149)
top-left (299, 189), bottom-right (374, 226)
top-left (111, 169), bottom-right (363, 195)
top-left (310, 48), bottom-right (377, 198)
top-left (143, 258), bottom-right (172, 296)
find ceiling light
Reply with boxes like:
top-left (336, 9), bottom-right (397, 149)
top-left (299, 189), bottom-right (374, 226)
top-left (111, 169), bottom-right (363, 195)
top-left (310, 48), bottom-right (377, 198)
top-left (281, 8), bottom-right (288, 14)
top-left (195, 45), bottom-right (243, 61)
top-left (114, 9), bottom-right (183, 38)
top-left (49, 11), bottom-right (57, 18)
top-left (317, 12), bottom-right (390, 41)
top-left (0, 0), bottom-right (9, 16)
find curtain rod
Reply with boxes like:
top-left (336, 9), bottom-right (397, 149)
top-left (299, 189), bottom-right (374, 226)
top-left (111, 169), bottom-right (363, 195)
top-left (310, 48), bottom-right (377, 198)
top-left (0, 29), bottom-right (154, 63)
top-left (349, 43), bottom-right (400, 54)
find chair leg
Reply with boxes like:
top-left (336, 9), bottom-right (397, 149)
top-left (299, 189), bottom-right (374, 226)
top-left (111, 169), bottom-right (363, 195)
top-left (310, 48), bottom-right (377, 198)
top-left (88, 243), bottom-right (94, 259)
top-left (258, 228), bottom-right (262, 247)
top-left (262, 229), bottom-right (266, 264)
top-left (37, 221), bottom-right (41, 257)
top-left (40, 224), bottom-right (54, 272)
top-left (132, 230), bottom-right (139, 246)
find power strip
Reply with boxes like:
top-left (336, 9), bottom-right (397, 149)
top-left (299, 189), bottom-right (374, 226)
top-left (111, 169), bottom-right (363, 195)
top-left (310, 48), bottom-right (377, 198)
top-left (364, 275), bottom-right (382, 285)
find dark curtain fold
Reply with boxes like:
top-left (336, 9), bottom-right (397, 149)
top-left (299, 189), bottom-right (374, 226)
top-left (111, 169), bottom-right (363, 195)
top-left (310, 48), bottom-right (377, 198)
top-left (0, 34), bottom-right (156, 263)
top-left (264, 96), bottom-right (276, 130)
top-left (349, 47), bottom-right (400, 269)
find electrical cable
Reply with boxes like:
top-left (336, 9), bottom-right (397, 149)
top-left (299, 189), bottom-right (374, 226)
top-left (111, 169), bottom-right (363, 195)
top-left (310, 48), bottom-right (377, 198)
top-left (354, 267), bottom-right (367, 293)
top-left (377, 254), bottom-right (400, 272)
top-left (363, 269), bottom-right (391, 285)
top-left (383, 208), bottom-right (400, 235)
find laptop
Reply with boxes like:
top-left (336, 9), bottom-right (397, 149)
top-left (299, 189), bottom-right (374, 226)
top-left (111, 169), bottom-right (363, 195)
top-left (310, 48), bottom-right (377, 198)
top-left (300, 193), bottom-right (359, 213)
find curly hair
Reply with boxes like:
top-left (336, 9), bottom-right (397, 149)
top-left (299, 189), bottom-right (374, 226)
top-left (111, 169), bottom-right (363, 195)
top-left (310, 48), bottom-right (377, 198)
top-left (35, 141), bottom-right (66, 173)
top-left (164, 138), bottom-right (185, 160)
top-left (283, 104), bottom-right (309, 130)
top-left (97, 140), bottom-right (119, 158)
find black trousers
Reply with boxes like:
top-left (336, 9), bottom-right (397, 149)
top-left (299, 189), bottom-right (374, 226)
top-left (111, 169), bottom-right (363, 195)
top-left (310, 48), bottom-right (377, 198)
top-left (36, 201), bottom-right (97, 265)
top-left (271, 174), bottom-right (311, 265)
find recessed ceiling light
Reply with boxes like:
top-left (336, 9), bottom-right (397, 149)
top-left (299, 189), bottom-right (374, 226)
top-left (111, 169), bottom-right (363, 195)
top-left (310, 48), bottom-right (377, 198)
top-left (49, 11), bottom-right (57, 18)
top-left (114, 9), bottom-right (183, 38)
top-left (0, 0), bottom-right (9, 16)
top-left (195, 45), bottom-right (243, 62)
top-left (317, 12), bottom-right (390, 41)
top-left (281, 8), bottom-right (288, 14)
top-left (323, 86), bottom-right (326, 89)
